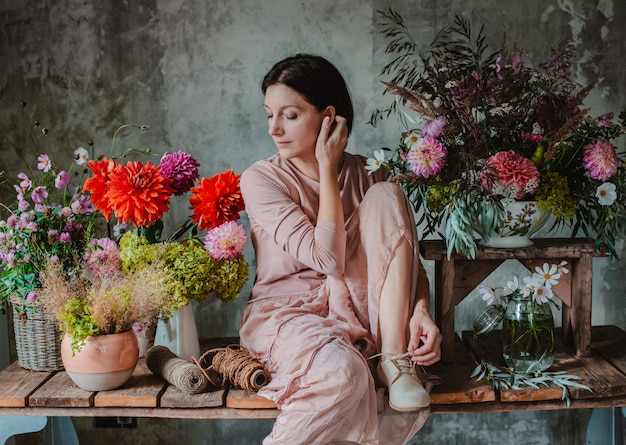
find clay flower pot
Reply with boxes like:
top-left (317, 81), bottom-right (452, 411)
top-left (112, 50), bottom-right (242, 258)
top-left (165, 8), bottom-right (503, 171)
top-left (61, 330), bottom-right (139, 391)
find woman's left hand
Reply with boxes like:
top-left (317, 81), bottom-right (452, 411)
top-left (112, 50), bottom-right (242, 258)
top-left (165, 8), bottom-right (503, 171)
top-left (407, 309), bottom-right (442, 366)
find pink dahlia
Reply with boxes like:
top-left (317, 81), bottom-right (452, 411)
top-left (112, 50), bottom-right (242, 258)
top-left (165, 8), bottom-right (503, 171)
top-left (159, 151), bottom-right (200, 195)
top-left (421, 117), bottom-right (447, 138)
top-left (83, 237), bottom-right (121, 277)
top-left (481, 150), bottom-right (540, 199)
top-left (404, 136), bottom-right (447, 178)
top-left (204, 220), bottom-right (247, 260)
top-left (583, 140), bottom-right (619, 181)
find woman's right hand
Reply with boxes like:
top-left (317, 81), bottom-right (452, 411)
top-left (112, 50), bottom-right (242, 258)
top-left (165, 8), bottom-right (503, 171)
top-left (315, 112), bottom-right (348, 175)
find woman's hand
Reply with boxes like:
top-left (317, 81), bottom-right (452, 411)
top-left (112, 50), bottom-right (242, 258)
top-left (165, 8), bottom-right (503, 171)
top-left (407, 308), bottom-right (442, 366)
top-left (315, 112), bottom-right (348, 175)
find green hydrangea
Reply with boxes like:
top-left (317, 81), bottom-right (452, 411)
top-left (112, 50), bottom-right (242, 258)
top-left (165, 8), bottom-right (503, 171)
top-left (425, 184), bottom-right (456, 212)
top-left (535, 172), bottom-right (577, 219)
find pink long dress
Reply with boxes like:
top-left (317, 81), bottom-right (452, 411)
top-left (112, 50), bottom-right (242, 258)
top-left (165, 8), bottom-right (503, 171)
top-left (240, 152), bottom-right (433, 445)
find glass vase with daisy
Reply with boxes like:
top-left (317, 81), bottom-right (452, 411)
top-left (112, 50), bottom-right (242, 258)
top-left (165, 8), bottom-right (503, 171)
top-left (477, 261), bottom-right (569, 373)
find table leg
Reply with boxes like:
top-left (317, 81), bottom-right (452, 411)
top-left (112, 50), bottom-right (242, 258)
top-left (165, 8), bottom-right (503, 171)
top-left (438, 258), bottom-right (456, 362)
top-left (0, 416), bottom-right (47, 444)
top-left (571, 254), bottom-right (593, 356)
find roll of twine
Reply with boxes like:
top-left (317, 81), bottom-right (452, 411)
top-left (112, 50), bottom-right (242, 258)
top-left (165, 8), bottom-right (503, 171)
top-left (196, 345), bottom-right (269, 391)
top-left (145, 345), bottom-right (218, 394)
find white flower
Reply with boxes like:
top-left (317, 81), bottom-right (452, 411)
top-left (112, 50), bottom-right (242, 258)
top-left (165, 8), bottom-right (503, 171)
top-left (74, 147), bottom-right (89, 165)
top-left (403, 132), bottom-right (421, 149)
top-left (505, 276), bottom-right (520, 294)
top-left (522, 275), bottom-right (540, 297)
top-left (596, 182), bottom-right (617, 206)
top-left (365, 149), bottom-right (385, 175)
top-left (534, 263), bottom-right (560, 288)
top-left (478, 284), bottom-right (495, 305)
top-left (533, 285), bottom-right (553, 304)
top-left (556, 260), bottom-right (569, 275)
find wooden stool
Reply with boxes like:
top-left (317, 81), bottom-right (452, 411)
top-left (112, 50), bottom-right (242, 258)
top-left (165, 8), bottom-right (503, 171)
top-left (420, 238), bottom-right (605, 362)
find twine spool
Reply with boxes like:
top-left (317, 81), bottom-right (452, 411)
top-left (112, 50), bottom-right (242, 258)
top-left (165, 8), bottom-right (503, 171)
top-left (146, 345), bottom-right (218, 394)
top-left (197, 345), bottom-right (269, 391)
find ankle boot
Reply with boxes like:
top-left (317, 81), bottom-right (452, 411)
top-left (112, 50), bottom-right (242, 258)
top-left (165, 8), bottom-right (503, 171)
top-left (377, 354), bottom-right (430, 411)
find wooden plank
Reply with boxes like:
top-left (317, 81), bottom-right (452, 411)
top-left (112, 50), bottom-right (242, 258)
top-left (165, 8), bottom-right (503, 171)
top-left (159, 384), bottom-right (224, 408)
top-left (428, 334), bottom-right (496, 405)
top-left (463, 330), bottom-right (566, 402)
top-left (592, 325), bottom-right (626, 373)
top-left (28, 372), bottom-right (94, 408)
top-left (226, 389), bottom-right (277, 409)
top-left (94, 360), bottom-right (166, 408)
top-left (463, 327), bottom-right (626, 403)
top-left (0, 362), bottom-right (53, 407)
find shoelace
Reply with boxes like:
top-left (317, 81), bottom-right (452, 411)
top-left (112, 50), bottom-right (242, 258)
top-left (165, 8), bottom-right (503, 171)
top-left (369, 351), bottom-right (426, 376)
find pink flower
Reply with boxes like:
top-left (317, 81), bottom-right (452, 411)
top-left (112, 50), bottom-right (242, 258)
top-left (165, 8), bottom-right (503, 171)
top-left (481, 150), bottom-right (540, 199)
top-left (83, 237), bottom-right (121, 277)
top-left (59, 232), bottom-right (72, 243)
top-left (422, 117), bottom-right (447, 138)
top-left (583, 140), bottom-right (619, 181)
top-left (37, 154), bottom-right (52, 172)
top-left (55, 171), bottom-right (70, 189)
top-left (26, 291), bottom-right (38, 303)
top-left (204, 221), bottom-right (247, 260)
top-left (404, 136), bottom-right (447, 178)
top-left (31, 186), bottom-right (48, 203)
top-left (159, 151), bottom-right (200, 195)
top-left (71, 195), bottom-right (94, 215)
top-left (17, 173), bottom-right (31, 190)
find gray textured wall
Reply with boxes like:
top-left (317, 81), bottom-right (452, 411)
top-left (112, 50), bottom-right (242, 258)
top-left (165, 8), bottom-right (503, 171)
top-left (1, 1), bottom-right (625, 444)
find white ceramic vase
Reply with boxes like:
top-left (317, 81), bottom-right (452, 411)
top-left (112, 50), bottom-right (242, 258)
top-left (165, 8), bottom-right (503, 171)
top-left (477, 200), bottom-right (549, 248)
top-left (153, 303), bottom-right (200, 361)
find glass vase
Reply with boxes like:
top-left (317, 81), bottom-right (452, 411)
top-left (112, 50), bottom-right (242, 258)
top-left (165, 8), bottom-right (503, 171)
top-left (502, 292), bottom-right (555, 373)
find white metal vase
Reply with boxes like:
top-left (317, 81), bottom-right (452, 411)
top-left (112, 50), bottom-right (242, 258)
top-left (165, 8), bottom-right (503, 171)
top-left (153, 303), bottom-right (200, 361)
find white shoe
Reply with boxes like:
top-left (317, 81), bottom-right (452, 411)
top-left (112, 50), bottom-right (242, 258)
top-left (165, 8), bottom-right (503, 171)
top-left (377, 354), bottom-right (430, 412)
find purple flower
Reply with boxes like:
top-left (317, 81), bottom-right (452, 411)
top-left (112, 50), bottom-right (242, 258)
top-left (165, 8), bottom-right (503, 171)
top-left (17, 199), bottom-right (30, 211)
top-left (31, 186), bottom-right (48, 203)
top-left (37, 154), bottom-right (52, 172)
top-left (596, 113), bottom-right (614, 127)
top-left (55, 171), bottom-right (70, 189)
top-left (47, 229), bottom-right (59, 243)
top-left (59, 232), bottom-right (72, 243)
top-left (71, 195), bottom-right (94, 215)
top-left (512, 54), bottom-right (523, 75)
top-left (26, 291), bottom-right (38, 303)
top-left (204, 221), bottom-right (247, 260)
top-left (159, 151), bottom-right (200, 195)
top-left (495, 56), bottom-right (505, 79)
top-left (17, 173), bottom-right (31, 190)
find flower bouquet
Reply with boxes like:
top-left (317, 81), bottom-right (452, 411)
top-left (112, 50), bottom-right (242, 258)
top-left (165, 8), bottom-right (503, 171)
top-left (1, 105), bottom-right (249, 368)
top-left (367, 10), bottom-right (626, 259)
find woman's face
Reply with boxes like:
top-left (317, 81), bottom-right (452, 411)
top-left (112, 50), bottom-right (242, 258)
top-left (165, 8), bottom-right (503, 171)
top-left (264, 84), bottom-right (326, 163)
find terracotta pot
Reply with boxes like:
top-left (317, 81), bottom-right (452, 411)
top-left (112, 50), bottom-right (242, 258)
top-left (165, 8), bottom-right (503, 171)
top-left (61, 330), bottom-right (139, 391)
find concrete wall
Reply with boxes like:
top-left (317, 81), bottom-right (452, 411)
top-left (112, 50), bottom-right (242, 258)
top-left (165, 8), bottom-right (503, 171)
top-left (1, 1), bottom-right (625, 444)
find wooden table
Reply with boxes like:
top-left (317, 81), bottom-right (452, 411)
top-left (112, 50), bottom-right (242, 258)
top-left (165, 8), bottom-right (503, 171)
top-left (420, 238), bottom-right (604, 363)
top-left (1, 326), bottom-right (626, 419)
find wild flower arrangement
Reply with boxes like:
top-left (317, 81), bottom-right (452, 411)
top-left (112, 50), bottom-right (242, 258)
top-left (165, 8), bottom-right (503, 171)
top-left (1, 105), bottom-right (249, 325)
top-left (367, 10), bottom-right (626, 259)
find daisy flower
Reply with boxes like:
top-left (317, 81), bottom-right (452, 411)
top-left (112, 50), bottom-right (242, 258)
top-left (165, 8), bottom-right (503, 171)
top-left (533, 285), bottom-right (553, 304)
top-left (477, 284), bottom-right (495, 305)
top-left (596, 182), bottom-right (617, 206)
top-left (534, 263), bottom-right (560, 288)
top-left (365, 149), bottom-right (385, 175)
top-left (74, 147), bottom-right (89, 165)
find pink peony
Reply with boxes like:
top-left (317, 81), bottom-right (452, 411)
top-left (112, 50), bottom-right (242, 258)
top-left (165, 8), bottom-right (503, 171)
top-left (481, 150), bottom-right (540, 199)
top-left (583, 140), bottom-right (619, 181)
top-left (159, 151), bottom-right (200, 195)
top-left (204, 220), bottom-right (247, 260)
top-left (83, 237), bottom-right (121, 277)
top-left (404, 136), bottom-right (447, 178)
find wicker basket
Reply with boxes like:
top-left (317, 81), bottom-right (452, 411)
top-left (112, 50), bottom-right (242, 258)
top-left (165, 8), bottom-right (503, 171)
top-left (10, 295), bottom-right (63, 371)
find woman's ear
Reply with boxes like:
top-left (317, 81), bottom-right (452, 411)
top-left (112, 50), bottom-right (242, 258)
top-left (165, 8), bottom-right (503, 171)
top-left (324, 106), bottom-right (336, 121)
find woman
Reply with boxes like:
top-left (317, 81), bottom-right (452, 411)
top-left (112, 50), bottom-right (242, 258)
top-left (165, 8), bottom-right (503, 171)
top-left (240, 54), bottom-right (442, 445)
